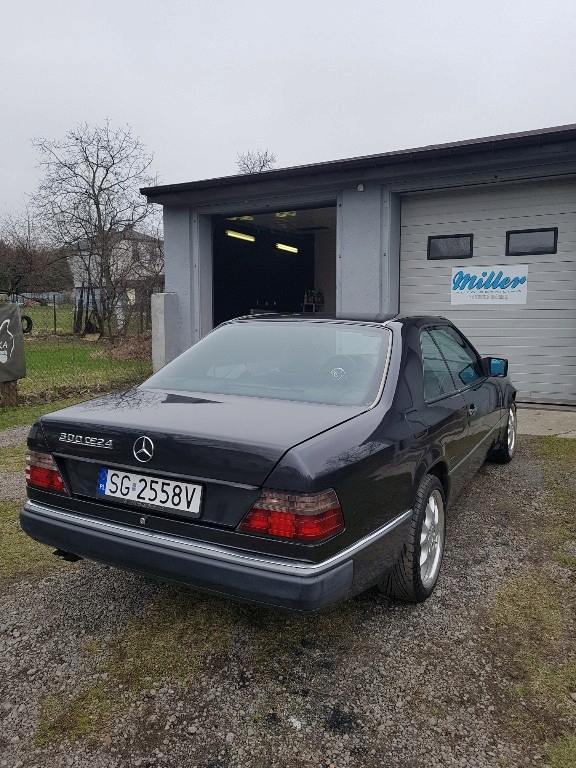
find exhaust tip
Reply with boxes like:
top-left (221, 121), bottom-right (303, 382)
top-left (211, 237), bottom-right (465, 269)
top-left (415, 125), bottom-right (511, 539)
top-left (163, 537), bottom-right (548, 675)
top-left (52, 549), bottom-right (83, 563)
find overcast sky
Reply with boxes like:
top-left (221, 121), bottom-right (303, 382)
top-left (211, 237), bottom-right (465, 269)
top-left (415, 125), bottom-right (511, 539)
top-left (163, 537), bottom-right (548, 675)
top-left (2, 0), bottom-right (576, 216)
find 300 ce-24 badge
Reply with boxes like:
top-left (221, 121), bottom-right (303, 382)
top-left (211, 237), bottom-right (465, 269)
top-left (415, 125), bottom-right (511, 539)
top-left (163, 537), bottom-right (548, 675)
top-left (59, 433), bottom-right (113, 449)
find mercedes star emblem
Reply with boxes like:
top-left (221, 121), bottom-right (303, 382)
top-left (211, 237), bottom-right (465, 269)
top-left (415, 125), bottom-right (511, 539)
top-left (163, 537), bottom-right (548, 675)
top-left (133, 435), bottom-right (154, 463)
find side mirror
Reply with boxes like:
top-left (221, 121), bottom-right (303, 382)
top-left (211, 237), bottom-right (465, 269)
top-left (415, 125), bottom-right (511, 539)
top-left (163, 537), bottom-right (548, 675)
top-left (483, 357), bottom-right (508, 377)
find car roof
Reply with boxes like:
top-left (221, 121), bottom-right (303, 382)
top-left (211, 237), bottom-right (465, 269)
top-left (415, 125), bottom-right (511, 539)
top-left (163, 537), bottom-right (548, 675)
top-left (225, 313), bottom-right (451, 329)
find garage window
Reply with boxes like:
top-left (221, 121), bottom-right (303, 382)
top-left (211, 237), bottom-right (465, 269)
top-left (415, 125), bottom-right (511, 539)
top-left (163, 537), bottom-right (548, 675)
top-left (427, 234), bottom-right (473, 260)
top-left (506, 228), bottom-right (558, 256)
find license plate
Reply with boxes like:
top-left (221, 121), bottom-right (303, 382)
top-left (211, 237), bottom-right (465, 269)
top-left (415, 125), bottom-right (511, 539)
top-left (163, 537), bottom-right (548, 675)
top-left (97, 468), bottom-right (202, 516)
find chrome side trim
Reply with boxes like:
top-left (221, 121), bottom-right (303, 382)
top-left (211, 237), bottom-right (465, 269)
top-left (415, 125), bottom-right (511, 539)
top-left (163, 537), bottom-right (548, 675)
top-left (23, 500), bottom-right (412, 578)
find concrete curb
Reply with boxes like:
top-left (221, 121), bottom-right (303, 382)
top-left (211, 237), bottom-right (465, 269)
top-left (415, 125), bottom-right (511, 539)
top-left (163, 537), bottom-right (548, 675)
top-left (517, 406), bottom-right (576, 438)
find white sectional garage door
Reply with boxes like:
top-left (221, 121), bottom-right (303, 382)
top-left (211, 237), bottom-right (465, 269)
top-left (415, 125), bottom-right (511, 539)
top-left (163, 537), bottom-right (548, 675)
top-left (399, 180), bottom-right (576, 404)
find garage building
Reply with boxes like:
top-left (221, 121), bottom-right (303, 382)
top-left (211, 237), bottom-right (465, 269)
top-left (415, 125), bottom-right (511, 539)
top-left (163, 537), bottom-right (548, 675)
top-left (142, 125), bottom-right (576, 405)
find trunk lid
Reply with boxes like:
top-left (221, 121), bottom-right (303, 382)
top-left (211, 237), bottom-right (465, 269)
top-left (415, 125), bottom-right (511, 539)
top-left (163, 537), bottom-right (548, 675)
top-left (41, 387), bottom-right (365, 486)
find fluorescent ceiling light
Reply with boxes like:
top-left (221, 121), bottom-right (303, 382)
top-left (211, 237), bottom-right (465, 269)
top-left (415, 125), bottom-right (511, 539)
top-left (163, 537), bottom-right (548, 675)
top-left (226, 230), bottom-right (255, 242)
top-left (275, 242), bottom-right (299, 253)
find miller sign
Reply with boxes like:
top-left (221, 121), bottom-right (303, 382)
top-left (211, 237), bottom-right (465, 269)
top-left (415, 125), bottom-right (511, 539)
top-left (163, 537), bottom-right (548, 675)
top-left (451, 265), bottom-right (528, 305)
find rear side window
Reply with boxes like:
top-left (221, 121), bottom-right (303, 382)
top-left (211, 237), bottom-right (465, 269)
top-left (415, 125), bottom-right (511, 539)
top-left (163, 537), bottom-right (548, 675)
top-left (428, 326), bottom-right (482, 388)
top-left (420, 331), bottom-right (456, 400)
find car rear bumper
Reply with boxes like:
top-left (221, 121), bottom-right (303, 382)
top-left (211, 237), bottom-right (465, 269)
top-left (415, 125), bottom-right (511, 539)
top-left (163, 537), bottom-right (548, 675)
top-left (20, 500), bottom-right (411, 612)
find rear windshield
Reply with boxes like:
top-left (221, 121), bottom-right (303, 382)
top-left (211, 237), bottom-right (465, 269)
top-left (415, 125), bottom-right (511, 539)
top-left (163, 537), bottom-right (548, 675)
top-left (142, 321), bottom-right (391, 406)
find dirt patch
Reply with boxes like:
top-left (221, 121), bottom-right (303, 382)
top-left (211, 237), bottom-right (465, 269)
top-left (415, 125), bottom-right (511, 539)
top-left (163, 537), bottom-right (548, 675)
top-left (94, 334), bottom-right (152, 361)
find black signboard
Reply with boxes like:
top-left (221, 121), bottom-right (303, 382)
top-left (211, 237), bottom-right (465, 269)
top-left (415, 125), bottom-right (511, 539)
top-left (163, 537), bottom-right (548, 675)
top-left (0, 303), bottom-right (26, 383)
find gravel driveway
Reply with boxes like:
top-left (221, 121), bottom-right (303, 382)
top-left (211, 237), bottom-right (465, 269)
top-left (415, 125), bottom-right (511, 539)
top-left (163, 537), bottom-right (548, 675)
top-left (0, 429), bottom-right (570, 768)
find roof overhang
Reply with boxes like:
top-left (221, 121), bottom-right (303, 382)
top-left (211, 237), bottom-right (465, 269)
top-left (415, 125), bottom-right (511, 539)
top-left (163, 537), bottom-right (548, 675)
top-left (141, 124), bottom-right (576, 207)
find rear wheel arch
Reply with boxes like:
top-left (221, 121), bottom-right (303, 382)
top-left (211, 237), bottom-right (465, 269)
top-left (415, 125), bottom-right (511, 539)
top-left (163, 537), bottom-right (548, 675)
top-left (426, 461), bottom-right (450, 504)
top-left (380, 473), bottom-right (446, 603)
top-left (488, 401), bottom-right (517, 464)
top-left (414, 456), bottom-right (450, 506)
top-left (506, 387), bottom-right (516, 407)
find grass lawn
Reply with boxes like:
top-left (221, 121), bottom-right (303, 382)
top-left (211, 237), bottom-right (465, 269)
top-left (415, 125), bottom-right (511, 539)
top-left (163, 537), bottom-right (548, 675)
top-left (0, 498), bottom-right (72, 580)
top-left (0, 396), bottom-right (87, 429)
top-left (0, 440), bottom-right (27, 471)
top-left (6, 303), bottom-right (153, 405)
top-left (15, 338), bottom-right (151, 403)
top-left (21, 304), bottom-right (76, 336)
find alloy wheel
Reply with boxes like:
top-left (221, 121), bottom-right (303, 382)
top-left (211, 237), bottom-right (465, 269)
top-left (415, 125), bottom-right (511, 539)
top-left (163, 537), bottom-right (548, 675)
top-left (420, 489), bottom-right (445, 589)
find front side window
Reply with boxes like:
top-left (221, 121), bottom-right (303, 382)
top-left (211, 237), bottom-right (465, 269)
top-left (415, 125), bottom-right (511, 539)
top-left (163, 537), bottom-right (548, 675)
top-left (142, 321), bottom-right (391, 407)
top-left (427, 234), bottom-right (473, 260)
top-left (506, 228), bottom-right (557, 256)
top-left (428, 326), bottom-right (482, 388)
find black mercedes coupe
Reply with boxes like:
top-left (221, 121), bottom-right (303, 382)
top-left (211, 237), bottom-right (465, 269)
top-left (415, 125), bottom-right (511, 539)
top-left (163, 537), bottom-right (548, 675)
top-left (21, 315), bottom-right (516, 611)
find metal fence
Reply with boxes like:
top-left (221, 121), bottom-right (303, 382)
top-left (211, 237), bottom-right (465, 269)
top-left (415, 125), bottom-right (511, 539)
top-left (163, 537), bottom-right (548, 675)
top-left (7, 291), bottom-right (155, 337)
top-left (1, 293), bottom-right (154, 407)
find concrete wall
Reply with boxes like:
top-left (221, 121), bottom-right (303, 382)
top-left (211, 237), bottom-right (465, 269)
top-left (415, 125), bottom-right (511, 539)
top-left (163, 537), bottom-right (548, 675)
top-left (161, 206), bottom-right (212, 358)
top-left (151, 292), bottom-right (179, 372)
top-left (337, 184), bottom-right (400, 320)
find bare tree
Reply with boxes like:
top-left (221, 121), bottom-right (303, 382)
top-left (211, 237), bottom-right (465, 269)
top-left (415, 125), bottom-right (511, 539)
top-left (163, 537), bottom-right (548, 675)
top-left (0, 208), bottom-right (71, 293)
top-left (32, 121), bottom-right (160, 338)
top-left (236, 149), bottom-right (277, 174)
top-left (94, 224), bottom-right (164, 334)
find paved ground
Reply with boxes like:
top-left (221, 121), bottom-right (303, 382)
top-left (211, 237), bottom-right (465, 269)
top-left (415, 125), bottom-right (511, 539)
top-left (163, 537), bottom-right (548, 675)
top-left (517, 405), bottom-right (576, 437)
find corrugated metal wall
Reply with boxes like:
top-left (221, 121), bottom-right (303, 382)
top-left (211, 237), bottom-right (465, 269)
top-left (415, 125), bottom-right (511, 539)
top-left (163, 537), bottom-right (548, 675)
top-left (399, 179), bottom-right (576, 403)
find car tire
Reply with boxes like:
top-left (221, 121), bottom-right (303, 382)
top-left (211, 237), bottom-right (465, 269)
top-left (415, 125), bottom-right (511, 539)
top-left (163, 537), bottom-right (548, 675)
top-left (488, 403), bottom-right (517, 464)
top-left (380, 474), bottom-right (446, 603)
top-left (21, 315), bottom-right (33, 334)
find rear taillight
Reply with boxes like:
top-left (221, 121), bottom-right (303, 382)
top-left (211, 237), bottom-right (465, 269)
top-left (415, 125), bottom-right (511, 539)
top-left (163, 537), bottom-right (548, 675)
top-left (26, 450), bottom-right (67, 493)
top-left (238, 489), bottom-right (344, 542)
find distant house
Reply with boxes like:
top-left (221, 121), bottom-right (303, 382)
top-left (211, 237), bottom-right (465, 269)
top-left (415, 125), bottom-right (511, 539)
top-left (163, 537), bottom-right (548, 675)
top-left (70, 226), bottom-right (164, 334)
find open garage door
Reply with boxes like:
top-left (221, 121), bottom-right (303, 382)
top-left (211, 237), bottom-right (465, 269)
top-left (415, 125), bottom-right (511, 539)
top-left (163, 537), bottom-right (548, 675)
top-left (213, 206), bottom-right (336, 327)
top-left (399, 180), bottom-right (576, 404)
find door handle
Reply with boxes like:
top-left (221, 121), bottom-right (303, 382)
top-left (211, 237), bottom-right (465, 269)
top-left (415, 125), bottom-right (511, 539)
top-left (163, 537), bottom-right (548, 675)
top-left (468, 405), bottom-right (477, 417)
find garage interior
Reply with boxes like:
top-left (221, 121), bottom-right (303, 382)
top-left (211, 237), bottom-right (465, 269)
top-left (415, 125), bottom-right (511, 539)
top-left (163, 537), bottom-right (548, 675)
top-left (212, 206), bottom-right (336, 326)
